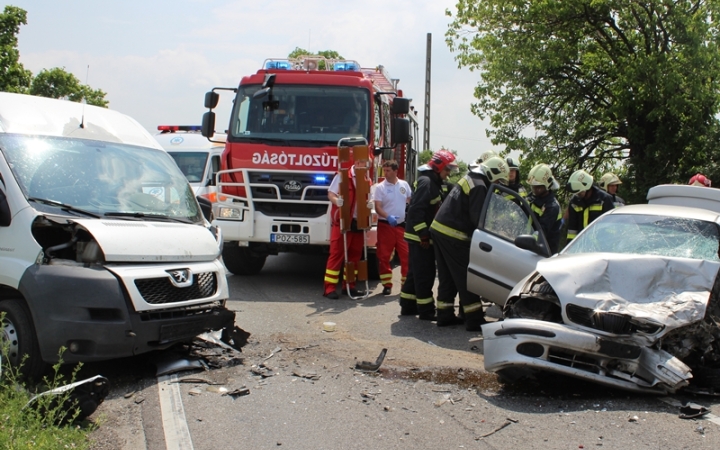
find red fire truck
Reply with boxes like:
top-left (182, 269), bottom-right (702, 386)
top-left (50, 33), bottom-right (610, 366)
top-left (201, 56), bottom-right (420, 275)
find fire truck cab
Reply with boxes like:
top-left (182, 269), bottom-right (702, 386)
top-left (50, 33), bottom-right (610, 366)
top-left (201, 56), bottom-right (419, 276)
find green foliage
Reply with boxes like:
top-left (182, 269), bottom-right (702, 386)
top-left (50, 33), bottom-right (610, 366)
top-left (1, 337), bottom-right (93, 449)
top-left (287, 47), bottom-right (344, 70)
top-left (0, 5), bottom-right (32, 93)
top-left (1, 6), bottom-right (108, 107)
top-left (446, 0), bottom-right (720, 203)
top-left (30, 67), bottom-right (109, 107)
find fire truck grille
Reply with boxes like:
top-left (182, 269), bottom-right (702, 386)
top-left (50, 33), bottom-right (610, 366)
top-left (135, 272), bottom-right (217, 304)
top-left (248, 172), bottom-right (330, 217)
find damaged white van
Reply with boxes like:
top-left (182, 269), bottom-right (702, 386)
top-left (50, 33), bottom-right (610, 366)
top-left (0, 93), bottom-right (233, 377)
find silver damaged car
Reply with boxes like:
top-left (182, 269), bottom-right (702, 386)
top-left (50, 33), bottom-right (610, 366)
top-left (468, 184), bottom-right (720, 394)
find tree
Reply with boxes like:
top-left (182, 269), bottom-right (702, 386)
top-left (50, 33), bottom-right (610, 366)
top-left (30, 67), bottom-right (109, 107)
top-left (1, 6), bottom-right (108, 107)
top-left (288, 47), bottom-right (344, 70)
top-left (0, 5), bottom-right (32, 93)
top-left (446, 0), bottom-right (720, 202)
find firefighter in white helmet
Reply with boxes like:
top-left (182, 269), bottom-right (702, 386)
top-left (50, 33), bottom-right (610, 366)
top-left (566, 170), bottom-right (614, 243)
top-left (598, 172), bottom-right (625, 207)
top-left (430, 156), bottom-right (509, 331)
top-left (526, 164), bottom-right (562, 254)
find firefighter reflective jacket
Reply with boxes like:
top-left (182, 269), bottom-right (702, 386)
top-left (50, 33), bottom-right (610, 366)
top-left (567, 186), bottom-right (614, 242)
top-left (430, 170), bottom-right (490, 242)
top-left (405, 170), bottom-right (444, 243)
top-left (527, 190), bottom-right (562, 254)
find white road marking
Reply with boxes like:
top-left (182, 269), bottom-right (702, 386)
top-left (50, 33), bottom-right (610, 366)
top-left (158, 374), bottom-right (195, 450)
top-left (659, 396), bottom-right (720, 427)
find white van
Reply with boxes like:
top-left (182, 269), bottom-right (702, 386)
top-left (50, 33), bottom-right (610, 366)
top-left (0, 93), bottom-right (232, 377)
top-left (153, 126), bottom-right (225, 201)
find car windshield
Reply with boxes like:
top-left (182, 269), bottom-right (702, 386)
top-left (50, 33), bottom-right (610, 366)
top-left (564, 213), bottom-right (720, 261)
top-left (0, 134), bottom-right (203, 223)
top-left (168, 151), bottom-right (208, 183)
top-left (230, 85), bottom-right (370, 145)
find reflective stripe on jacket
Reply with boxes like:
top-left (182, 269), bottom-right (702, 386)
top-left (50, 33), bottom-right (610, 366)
top-left (405, 170), bottom-right (444, 243)
top-left (566, 186), bottom-right (615, 241)
top-left (430, 171), bottom-right (489, 242)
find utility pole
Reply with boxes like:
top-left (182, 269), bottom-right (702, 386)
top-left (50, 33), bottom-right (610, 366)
top-left (423, 33), bottom-right (431, 152)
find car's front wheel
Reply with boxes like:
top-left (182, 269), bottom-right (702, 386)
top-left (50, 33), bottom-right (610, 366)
top-left (1, 299), bottom-right (46, 379)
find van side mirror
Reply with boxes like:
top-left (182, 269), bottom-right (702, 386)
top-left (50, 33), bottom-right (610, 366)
top-left (204, 91), bottom-right (219, 109)
top-left (201, 112), bottom-right (216, 138)
top-left (391, 117), bottom-right (410, 145)
top-left (197, 196), bottom-right (213, 222)
top-left (0, 187), bottom-right (11, 227)
top-left (391, 97), bottom-right (410, 115)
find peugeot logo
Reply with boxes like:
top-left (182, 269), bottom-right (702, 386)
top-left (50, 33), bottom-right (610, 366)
top-left (284, 180), bottom-right (302, 193)
top-left (167, 269), bottom-right (193, 288)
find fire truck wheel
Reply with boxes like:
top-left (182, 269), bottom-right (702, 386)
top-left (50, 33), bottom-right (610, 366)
top-left (222, 246), bottom-right (266, 275)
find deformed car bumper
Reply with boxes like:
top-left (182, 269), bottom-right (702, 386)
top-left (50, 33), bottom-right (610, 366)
top-left (482, 319), bottom-right (692, 394)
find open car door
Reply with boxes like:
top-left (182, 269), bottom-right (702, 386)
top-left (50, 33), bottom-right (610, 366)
top-left (467, 185), bottom-right (551, 306)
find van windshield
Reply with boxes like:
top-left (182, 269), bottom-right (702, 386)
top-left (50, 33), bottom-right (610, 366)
top-left (0, 134), bottom-right (203, 223)
top-left (230, 85), bottom-right (370, 145)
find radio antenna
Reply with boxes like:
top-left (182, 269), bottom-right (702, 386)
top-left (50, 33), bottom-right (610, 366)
top-left (80, 64), bottom-right (89, 129)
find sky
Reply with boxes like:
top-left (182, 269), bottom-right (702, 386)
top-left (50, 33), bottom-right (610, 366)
top-left (9, 0), bottom-right (497, 164)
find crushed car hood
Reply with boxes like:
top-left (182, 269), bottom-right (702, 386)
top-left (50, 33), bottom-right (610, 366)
top-left (71, 218), bottom-right (220, 262)
top-left (536, 253), bottom-right (720, 343)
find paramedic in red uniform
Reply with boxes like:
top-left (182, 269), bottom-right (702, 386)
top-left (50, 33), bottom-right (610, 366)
top-left (323, 167), bottom-right (371, 299)
top-left (373, 160), bottom-right (412, 296)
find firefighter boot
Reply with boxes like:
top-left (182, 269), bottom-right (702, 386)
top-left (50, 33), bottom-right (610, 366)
top-left (399, 297), bottom-right (418, 316)
top-left (464, 310), bottom-right (488, 332)
top-left (436, 306), bottom-right (463, 327)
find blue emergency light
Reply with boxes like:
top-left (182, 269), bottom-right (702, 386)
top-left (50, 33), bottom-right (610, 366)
top-left (314, 175), bottom-right (329, 184)
top-left (157, 125), bottom-right (202, 132)
top-left (333, 61), bottom-right (359, 71)
top-left (265, 60), bottom-right (292, 70)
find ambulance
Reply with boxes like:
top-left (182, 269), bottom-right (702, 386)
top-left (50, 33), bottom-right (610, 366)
top-left (154, 125), bottom-right (226, 202)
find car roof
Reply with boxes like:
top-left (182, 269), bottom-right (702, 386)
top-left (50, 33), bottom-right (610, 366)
top-left (0, 92), bottom-right (162, 150)
top-left (647, 184), bottom-right (720, 214)
top-left (606, 203), bottom-right (720, 223)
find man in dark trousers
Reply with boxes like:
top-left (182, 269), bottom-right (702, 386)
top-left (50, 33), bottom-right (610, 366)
top-left (399, 149), bottom-right (457, 319)
top-left (566, 170), bottom-right (614, 243)
top-left (430, 156), bottom-right (509, 331)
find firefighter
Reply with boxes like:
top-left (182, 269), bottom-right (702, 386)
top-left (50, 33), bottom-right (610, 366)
top-left (598, 173), bottom-right (625, 207)
top-left (399, 150), bottom-right (457, 318)
top-left (506, 157), bottom-right (527, 197)
top-left (430, 156), bottom-right (509, 331)
top-left (373, 160), bottom-right (412, 295)
top-left (323, 167), bottom-right (373, 299)
top-left (566, 170), bottom-right (614, 243)
top-left (526, 163), bottom-right (563, 254)
top-left (689, 173), bottom-right (712, 187)
top-left (467, 150), bottom-right (498, 171)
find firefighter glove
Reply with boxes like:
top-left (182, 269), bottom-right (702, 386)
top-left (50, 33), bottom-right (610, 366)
top-left (387, 215), bottom-right (398, 227)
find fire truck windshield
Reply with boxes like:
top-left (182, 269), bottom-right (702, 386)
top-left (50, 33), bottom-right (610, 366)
top-left (229, 85), bottom-right (370, 145)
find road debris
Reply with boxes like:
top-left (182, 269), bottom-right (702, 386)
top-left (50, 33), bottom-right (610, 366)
top-left (355, 348), bottom-right (387, 372)
top-left (156, 357), bottom-right (205, 376)
top-left (292, 370), bottom-right (321, 381)
top-left (225, 387), bottom-right (250, 398)
top-left (264, 346), bottom-right (282, 361)
top-left (23, 374), bottom-right (109, 424)
top-left (476, 418), bottom-right (517, 439)
top-left (628, 415), bottom-right (639, 423)
top-left (679, 403), bottom-right (711, 419)
top-left (206, 386), bottom-right (229, 394)
top-left (251, 364), bottom-right (275, 378)
top-left (188, 388), bottom-right (203, 396)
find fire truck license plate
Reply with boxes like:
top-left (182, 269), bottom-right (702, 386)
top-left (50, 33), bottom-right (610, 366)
top-left (271, 234), bottom-right (310, 244)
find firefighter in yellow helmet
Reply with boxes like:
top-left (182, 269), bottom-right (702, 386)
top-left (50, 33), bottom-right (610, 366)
top-left (598, 173), bottom-right (625, 207)
top-left (566, 170), bottom-right (614, 243)
top-left (526, 164), bottom-right (562, 254)
top-left (430, 156), bottom-right (509, 331)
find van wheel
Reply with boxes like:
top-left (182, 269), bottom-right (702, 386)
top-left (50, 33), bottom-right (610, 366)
top-left (1, 300), bottom-right (46, 379)
top-left (222, 246), bottom-right (267, 275)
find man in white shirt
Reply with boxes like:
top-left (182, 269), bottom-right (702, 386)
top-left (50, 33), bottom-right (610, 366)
top-left (373, 160), bottom-right (412, 295)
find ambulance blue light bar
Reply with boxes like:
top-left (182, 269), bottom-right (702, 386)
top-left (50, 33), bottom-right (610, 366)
top-left (265, 60), bottom-right (292, 70)
top-left (333, 61), bottom-right (359, 71)
top-left (157, 125), bottom-right (202, 132)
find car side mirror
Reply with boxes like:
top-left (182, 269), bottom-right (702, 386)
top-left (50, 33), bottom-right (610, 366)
top-left (0, 187), bottom-right (10, 227)
top-left (515, 234), bottom-right (548, 256)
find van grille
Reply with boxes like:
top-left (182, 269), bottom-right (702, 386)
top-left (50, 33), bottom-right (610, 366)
top-left (135, 272), bottom-right (217, 304)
